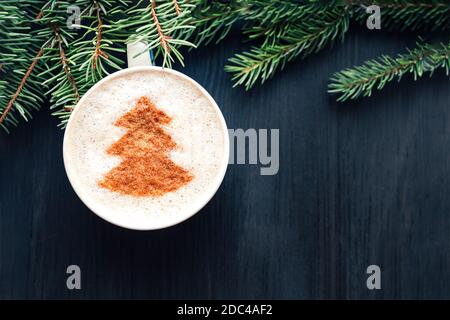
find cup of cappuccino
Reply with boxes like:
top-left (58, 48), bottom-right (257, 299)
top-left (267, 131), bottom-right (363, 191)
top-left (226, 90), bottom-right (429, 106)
top-left (63, 43), bottom-right (229, 230)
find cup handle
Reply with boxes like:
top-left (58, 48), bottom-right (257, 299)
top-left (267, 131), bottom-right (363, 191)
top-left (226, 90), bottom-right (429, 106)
top-left (127, 42), bottom-right (154, 67)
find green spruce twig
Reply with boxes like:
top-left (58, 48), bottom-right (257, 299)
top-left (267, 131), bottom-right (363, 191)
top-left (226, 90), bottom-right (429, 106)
top-left (48, 0), bottom-right (131, 127)
top-left (328, 41), bottom-right (450, 101)
top-left (189, 0), bottom-right (249, 46)
top-left (112, 0), bottom-right (196, 68)
top-left (0, 0), bottom-right (47, 132)
top-left (225, 6), bottom-right (350, 90)
top-left (29, 0), bottom-right (88, 129)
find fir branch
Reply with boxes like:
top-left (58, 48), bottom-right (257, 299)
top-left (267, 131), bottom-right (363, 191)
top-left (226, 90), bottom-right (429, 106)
top-left (173, 0), bottom-right (181, 15)
top-left (0, 0), bottom-right (47, 132)
top-left (243, 1), bottom-right (337, 45)
top-left (225, 6), bottom-right (350, 90)
top-left (53, 25), bottom-right (80, 102)
top-left (245, 0), bottom-right (318, 25)
top-left (225, 0), bottom-right (449, 90)
top-left (35, 1), bottom-right (51, 20)
top-left (31, 0), bottom-right (84, 128)
top-left (151, 0), bottom-right (172, 55)
top-left (92, 1), bottom-right (109, 69)
top-left (72, 0), bottom-right (128, 82)
top-left (0, 49), bottom-right (44, 127)
top-left (188, 0), bottom-right (249, 46)
top-left (112, 0), bottom-right (196, 68)
top-left (328, 41), bottom-right (450, 101)
top-left (51, 0), bottom-right (130, 127)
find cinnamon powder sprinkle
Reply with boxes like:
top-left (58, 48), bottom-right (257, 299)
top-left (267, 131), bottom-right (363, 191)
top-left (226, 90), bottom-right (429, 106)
top-left (98, 96), bottom-right (193, 197)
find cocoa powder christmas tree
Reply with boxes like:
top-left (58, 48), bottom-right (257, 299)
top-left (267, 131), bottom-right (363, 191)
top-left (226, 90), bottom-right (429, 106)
top-left (99, 96), bottom-right (193, 196)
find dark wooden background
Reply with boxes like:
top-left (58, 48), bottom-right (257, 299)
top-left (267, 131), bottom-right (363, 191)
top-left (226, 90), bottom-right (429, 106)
top-left (1, 25), bottom-right (449, 299)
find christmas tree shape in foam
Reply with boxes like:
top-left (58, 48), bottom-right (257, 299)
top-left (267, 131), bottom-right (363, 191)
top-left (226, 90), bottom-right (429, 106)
top-left (99, 96), bottom-right (193, 196)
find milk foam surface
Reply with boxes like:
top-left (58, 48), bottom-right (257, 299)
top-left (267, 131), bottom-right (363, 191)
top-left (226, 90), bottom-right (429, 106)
top-left (64, 69), bottom-right (226, 226)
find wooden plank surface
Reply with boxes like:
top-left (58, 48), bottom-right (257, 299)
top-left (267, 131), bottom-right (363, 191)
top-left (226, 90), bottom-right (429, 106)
top-left (1, 27), bottom-right (449, 299)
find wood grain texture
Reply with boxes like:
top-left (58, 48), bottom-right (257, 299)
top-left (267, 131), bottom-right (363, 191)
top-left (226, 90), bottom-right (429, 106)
top-left (0, 27), bottom-right (449, 299)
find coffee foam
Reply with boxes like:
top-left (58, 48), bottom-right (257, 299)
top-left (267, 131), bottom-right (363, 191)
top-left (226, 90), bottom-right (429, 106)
top-left (64, 69), bottom-right (226, 227)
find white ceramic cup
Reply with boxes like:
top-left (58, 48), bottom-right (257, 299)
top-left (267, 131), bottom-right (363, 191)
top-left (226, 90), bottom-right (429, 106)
top-left (63, 43), bottom-right (230, 230)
